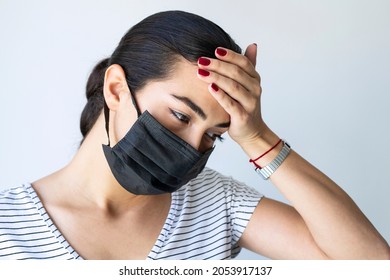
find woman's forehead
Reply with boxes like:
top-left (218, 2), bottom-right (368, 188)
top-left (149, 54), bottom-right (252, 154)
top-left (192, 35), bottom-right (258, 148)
top-left (168, 59), bottom-right (228, 117)
top-left (139, 58), bottom-right (230, 125)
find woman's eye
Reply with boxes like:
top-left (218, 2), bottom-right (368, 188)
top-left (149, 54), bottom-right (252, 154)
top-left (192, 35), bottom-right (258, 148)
top-left (170, 109), bottom-right (190, 124)
top-left (206, 132), bottom-right (225, 143)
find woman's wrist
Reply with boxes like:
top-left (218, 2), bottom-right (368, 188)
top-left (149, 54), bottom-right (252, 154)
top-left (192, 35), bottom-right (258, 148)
top-left (238, 126), bottom-right (283, 168)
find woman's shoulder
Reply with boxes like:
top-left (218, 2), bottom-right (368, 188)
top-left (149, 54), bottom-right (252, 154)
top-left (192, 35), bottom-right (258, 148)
top-left (183, 167), bottom-right (232, 192)
top-left (0, 183), bottom-right (36, 211)
top-left (0, 183), bottom-right (33, 199)
top-left (181, 167), bottom-right (262, 198)
top-left (189, 166), bottom-right (238, 182)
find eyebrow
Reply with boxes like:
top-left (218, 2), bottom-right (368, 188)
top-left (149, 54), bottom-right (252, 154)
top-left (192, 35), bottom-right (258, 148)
top-left (171, 94), bottom-right (230, 128)
top-left (171, 94), bottom-right (207, 120)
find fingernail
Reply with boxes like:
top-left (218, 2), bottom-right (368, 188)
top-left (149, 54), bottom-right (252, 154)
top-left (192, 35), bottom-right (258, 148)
top-left (198, 69), bottom-right (210, 77)
top-left (216, 48), bottom-right (227, 56)
top-left (198, 57), bottom-right (211, 66)
top-left (211, 83), bottom-right (219, 92)
top-left (253, 43), bottom-right (257, 47)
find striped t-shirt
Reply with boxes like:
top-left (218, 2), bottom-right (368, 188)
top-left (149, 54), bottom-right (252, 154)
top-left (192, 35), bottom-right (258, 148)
top-left (0, 167), bottom-right (263, 260)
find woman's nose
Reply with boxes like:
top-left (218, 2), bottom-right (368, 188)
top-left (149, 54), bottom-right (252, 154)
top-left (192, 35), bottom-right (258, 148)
top-left (183, 134), bottom-right (202, 152)
top-left (181, 131), bottom-right (210, 153)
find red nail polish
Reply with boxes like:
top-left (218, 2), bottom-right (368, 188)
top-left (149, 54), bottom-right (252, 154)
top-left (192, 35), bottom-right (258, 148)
top-left (211, 83), bottom-right (219, 92)
top-left (198, 57), bottom-right (211, 66)
top-left (198, 69), bottom-right (210, 77)
top-left (216, 48), bottom-right (227, 56)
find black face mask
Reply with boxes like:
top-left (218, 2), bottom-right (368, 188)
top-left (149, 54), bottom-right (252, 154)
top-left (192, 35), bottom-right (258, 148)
top-left (102, 93), bottom-right (214, 195)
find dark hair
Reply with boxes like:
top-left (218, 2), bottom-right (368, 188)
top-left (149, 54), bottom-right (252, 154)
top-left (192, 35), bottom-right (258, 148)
top-left (79, 10), bottom-right (241, 143)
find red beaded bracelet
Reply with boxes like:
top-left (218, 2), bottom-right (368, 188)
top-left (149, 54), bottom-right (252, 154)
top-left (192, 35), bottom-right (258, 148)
top-left (249, 139), bottom-right (282, 169)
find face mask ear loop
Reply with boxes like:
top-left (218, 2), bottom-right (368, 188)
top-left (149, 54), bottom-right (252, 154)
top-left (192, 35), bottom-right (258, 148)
top-left (103, 85), bottom-right (140, 147)
top-left (129, 90), bottom-right (141, 117)
top-left (103, 101), bottom-right (111, 147)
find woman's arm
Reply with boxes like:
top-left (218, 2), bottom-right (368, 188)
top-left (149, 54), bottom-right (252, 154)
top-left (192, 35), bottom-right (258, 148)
top-left (239, 131), bottom-right (390, 259)
top-left (197, 44), bottom-right (390, 259)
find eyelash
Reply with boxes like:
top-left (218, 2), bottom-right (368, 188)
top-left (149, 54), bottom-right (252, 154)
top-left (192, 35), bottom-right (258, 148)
top-left (170, 109), bottom-right (225, 142)
top-left (170, 109), bottom-right (190, 124)
top-left (206, 132), bottom-right (225, 143)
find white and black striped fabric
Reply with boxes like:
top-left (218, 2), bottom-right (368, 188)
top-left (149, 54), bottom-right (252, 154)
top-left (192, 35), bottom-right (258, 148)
top-left (0, 168), bottom-right (262, 260)
top-left (0, 184), bottom-right (81, 260)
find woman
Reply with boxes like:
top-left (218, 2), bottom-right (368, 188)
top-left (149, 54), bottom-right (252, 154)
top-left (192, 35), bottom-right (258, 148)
top-left (0, 10), bottom-right (388, 260)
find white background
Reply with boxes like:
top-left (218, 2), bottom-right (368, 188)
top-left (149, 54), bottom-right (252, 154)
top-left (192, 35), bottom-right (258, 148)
top-left (0, 0), bottom-right (389, 260)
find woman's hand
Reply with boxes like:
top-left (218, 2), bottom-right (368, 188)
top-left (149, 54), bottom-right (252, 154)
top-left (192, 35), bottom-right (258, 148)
top-left (197, 44), bottom-right (267, 148)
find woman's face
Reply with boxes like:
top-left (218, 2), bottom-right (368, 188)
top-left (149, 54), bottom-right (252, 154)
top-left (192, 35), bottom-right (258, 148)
top-left (115, 58), bottom-right (230, 153)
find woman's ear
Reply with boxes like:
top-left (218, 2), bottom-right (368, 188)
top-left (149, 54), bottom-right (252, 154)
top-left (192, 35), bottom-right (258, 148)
top-left (103, 64), bottom-right (130, 111)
